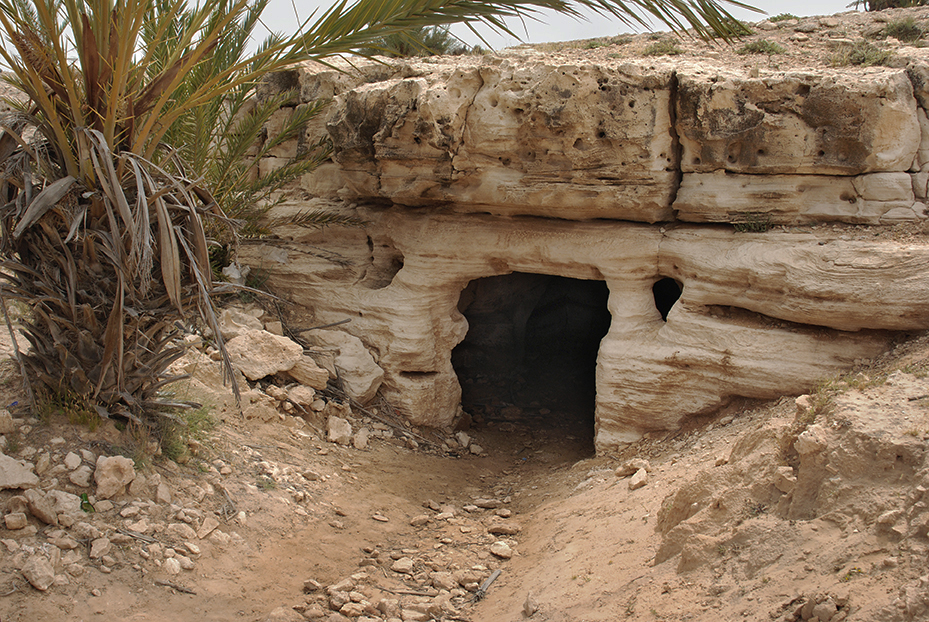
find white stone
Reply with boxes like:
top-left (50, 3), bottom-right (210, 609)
top-left (0, 452), bottom-right (38, 489)
top-left (163, 557), bottom-right (181, 575)
top-left (327, 416), bottom-right (353, 445)
top-left (94, 455), bottom-right (135, 499)
top-left (218, 307), bottom-right (264, 340)
top-left (301, 330), bottom-right (383, 404)
top-left (69, 465), bottom-right (93, 488)
top-left (287, 385), bottom-right (316, 406)
top-left (628, 468), bottom-right (648, 491)
top-left (286, 356), bottom-right (330, 389)
top-left (63, 452), bottom-right (81, 470)
top-left (490, 541), bottom-right (513, 559)
top-left (391, 557), bottom-right (414, 574)
top-left (353, 428), bottom-right (370, 450)
top-left (774, 466), bottom-right (797, 493)
top-left (226, 330), bottom-right (303, 381)
top-left (0, 409), bottom-right (13, 434)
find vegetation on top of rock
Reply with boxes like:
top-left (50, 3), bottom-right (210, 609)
top-left (768, 12), bottom-right (798, 21)
top-left (880, 16), bottom-right (925, 41)
top-left (853, 0), bottom-right (927, 11)
top-left (642, 39), bottom-right (684, 55)
top-left (829, 40), bottom-right (895, 66)
top-left (736, 39), bottom-right (786, 54)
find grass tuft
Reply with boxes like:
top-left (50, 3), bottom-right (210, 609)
top-left (829, 41), bottom-right (894, 67)
top-left (737, 40), bottom-right (787, 55)
top-left (642, 40), bottom-right (683, 56)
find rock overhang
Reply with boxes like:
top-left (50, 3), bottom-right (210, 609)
top-left (241, 44), bottom-right (929, 452)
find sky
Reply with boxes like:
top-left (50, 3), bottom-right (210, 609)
top-left (254, 0), bottom-right (858, 51)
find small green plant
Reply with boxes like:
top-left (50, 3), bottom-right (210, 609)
top-left (882, 17), bottom-right (924, 42)
top-left (157, 405), bottom-right (215, 464)
top-left (737, 40), bottom-right (786, 55)
top-left (607, 52), bottom-right (622, 59)
top-left (830, 41), bottom-right (894, 67)
top-left (744, 501), bottom-right (767, 517)
top-left (716, 543), bottom-right (729, 556)
top-left (723, 18), bottom-right (753, 35)
top-left (733, 212), bottom-right (773, 232)
top-left (585, 40), bottom-right (608, 49)
top-left (840, 567), bottom-right (864, 582)
top-left (257, 475), bottom-right (277, 490)
top-left (643, 40), bottom-right (684, 56)
top-left (769, 13), bottom-right (798, 22)
top-left (4, 430), bottom-right (20, 454)
top-left (35, 390), bottom-right (99, 430)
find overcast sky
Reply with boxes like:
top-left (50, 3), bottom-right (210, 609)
top-left (255, 0), bottom-right (857, 51)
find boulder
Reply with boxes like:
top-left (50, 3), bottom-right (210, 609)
top-left (0, 408), bottom-right (14, 434)
top-left (0, 452), bottom-right (38, 490)
top-left (302, 330), bottom-right (383, 404)
top-left (226, 329), bottom-right (303, 381)
top-left (327, 416), bottom-right (352, 445)
top-left (219, 307), bottom-right (265, 340)
top-left (285, 356), bottom-right (331, 389)
top-left (23, 489), bottom-right (57, 525)
top-left (94, 455), bottom-right (136, 499)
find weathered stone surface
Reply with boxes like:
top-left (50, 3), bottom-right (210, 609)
top-left (285, 355), bottom-right (331, 389)
top-left (676, 67), bottom-right (919, 175)
top-left (219, 307), bottom-right (265, 340)
top-left (629, 468), bottom-right (648, 490)
top-left (302, 330), bottom-right (383, 404)
top-left (0, 452), bottom-right (38, 490)
top-left (22, 555), bottom-right (55, 591)
top-left (23, 489), bottom-right (57, 525)
top-left (674, 172), bottom-right (920, 225)
top-left (226, 330), bottom-right (304, 381)
top-left (241, 56), bottom-right (929, 450)
top-left (287, 385), bottom-right (317, 406)
top-left (328, 58), bottom-right (677, 222)
top-left (0, 408), bottom-right (13, 434)
top-left (327, 417), bottom-right (352, 445)
top-left (94, 455), bottom-right (135, 499)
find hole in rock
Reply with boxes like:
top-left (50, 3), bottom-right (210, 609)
top-left (653, 277), bottom-right (683, 321)
top-left (452, 273), bottom-right (611, 460)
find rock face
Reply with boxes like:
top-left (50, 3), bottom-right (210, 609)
top-left (240, 52), bottom-right (929, 450)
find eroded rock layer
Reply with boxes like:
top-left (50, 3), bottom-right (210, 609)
top-left (240, 50), bottom-right (929, 450)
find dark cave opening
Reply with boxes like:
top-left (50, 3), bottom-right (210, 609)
top-left (652, 277), bottom-right (682, 321)
top-left (452, 273), bottom-right (612, 458)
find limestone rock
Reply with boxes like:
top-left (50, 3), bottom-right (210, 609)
top-left (4, 512), bottom-right (27, 529)
top-left (264, 606), bottom-right (305, 622)
top-left (674, 172), bottom-right (917, 225)
top-left (490, 541), bottom-right (513, 559)
top-left (163, 557), bottom-right (181, 575)
top-left (390, 557), bottom-right (414, 574)
top-left (23, 489), bottom-right (57, 525)
top-left (302, 330), bottom-right (383, 404)
top-left (69, 465), bottom-right (93, 488)
top-left (327, 417), bottom-right (352, 445)
top-left (89, 538), bottom-right (111, 559)
top-left (94, 455), bottom-right (135, 499)
top-left (328, 59), bottom-right (677, 222)
top-left (774, 466), bottom-right (797, 494)
top-left (0, 408), bottom-right (13, 434)
top-left (795, 425), bottom-right (829, 455)
top-left (63, 452), bottom-right (81, 470)
top-left (0, 452), bottom-right (38, 490)
top-left (287, 385), bottom-right (317, 406)
top-left (616, 459), bottom-right (651, 477)
top-left (628, 468), bottom-right (648, 491)
top-left (226, 329), bottom-right (303, 381)
top-left (219, 307), bottom-right (265, 340)
top-left (352, 428), bottom-right (370, 450)
top-left (22, 555), bottom-right (55, 591)
top-left (676, 68), bottom-right (919, 175)
top-left (285, 356), bottom-right (330, 389)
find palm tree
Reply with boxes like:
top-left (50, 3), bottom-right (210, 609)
top-left (0, 0), bottom-right (755, 435)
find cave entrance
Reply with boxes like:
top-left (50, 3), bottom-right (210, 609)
top-left (452, 273), bottom-right (611, 459)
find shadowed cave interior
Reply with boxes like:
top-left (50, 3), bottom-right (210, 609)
top-left (452, 273), bottom-right (612, 458)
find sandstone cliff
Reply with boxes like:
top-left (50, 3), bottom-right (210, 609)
top-left (240, 10), bottom-right (929, 450)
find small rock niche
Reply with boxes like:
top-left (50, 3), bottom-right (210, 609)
top-left (452, 272), bottom-right (612, 456)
